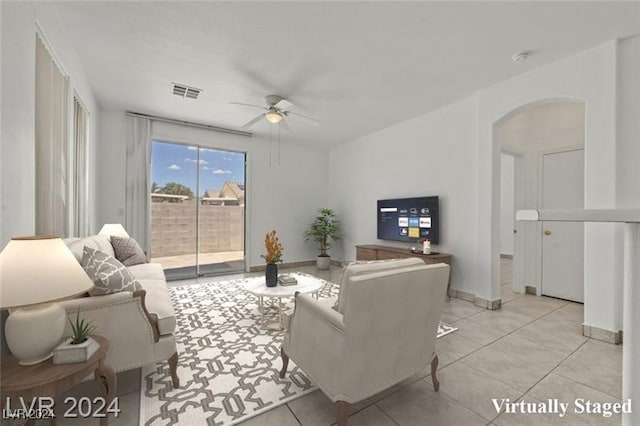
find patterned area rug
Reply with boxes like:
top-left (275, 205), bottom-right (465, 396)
top-left (141, 275), bottom-right (457, 426)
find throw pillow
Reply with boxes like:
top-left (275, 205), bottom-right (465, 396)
top-left (82, 246), bottom-right (142, 296)
top-left (110, 236), bottom-right (148, 266)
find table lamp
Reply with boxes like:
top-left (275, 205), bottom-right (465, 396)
top-left (0, 236), bottom-right (94, 365)
top-left (98, 223), bottom-right (129, 238)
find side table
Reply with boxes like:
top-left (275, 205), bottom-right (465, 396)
top-left (0, 335), bottom-right (116, 426)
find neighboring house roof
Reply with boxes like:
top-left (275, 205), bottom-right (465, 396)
top-left (221, 181), bottom-right (245, 200)
top-left (204, 189), bottom-right (220, 198)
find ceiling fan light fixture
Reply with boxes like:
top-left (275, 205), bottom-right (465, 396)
top-left (265, 111), bottom-right (283, 124)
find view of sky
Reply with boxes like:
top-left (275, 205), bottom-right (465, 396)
top-left (151, 141), bottom-right (245, 196)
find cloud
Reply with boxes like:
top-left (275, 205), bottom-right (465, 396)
top-left (184, 158), bottom-right (208, 165)
top-left (202, 166), bottom-right (210, 170)
top-left (223, 157), bottom-right (232, 161)
top-left (168, 164), bottom-right (181, 171)
top-left (187, 146), bottom-right (197, 151)
top-left (212, 169), bottom-right (232, 175)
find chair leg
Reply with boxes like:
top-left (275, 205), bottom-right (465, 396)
top-left (336, 400), bottom-right (350, 426)
top-left (279, 347), bottom-right (289, 379)
top-left (168, 352), bottom-right (180, 388)
top-left (431, 353), bottom-right (440, 392)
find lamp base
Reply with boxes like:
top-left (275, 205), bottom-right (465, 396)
top-left (5, 302), bottom-right (66, 365)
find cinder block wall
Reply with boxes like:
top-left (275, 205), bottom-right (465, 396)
top-left (151, 203), bottom-right (244, 257)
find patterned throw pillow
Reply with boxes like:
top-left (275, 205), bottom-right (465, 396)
top-left (110, 236), bottom-right (148, 266)
top-left (81, 246), bottom-right (143, 296)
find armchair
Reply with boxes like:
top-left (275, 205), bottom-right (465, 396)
top-left (279, 261), bottom-right (450, 426)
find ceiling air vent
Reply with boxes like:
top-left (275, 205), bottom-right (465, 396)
top-left (172, 83), bottom-right (202, 100)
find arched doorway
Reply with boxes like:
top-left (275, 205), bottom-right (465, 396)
top-left (493, 99), bottom-right (586, 301)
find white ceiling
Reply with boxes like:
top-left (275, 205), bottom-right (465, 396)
top-left (52, 1), bottom-right (640, 147)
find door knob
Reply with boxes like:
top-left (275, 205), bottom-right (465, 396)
top-left (544, 230), bottom-right (552, 236)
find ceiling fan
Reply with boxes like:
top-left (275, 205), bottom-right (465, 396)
top-left (231, 95), bottom-right (320, 130)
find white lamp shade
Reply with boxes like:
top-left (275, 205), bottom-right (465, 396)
top-left (265, 111), bottom-right (283, 124)
top-left (98, 223), bottom-right (130, 238)
top-left (0, 237), bottom-right (94, 308)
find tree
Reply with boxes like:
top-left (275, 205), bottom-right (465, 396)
top-left (151, 182), bottom-right (160, 193)
top-left (159, 182), bottom-right (194, 198)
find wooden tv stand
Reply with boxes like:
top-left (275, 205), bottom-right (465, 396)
top-left (355, 244), bottom-right (452, 265)
top-left (355, 245), bottom-right (452, 294)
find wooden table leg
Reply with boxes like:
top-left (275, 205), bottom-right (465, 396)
top-left (95, 363), bottom-right (117, 426)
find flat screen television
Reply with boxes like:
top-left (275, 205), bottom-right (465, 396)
top-left (377, 196), bottom-right (439, 244)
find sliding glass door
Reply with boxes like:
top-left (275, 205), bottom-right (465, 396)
top-left (150, 141), bottom-right (246, 279)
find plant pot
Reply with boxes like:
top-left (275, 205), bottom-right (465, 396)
top-left (317, 255), bottom-right (331, 270)
top-left (53, 336), bottom-right (99, 365)
top-left (265, 263), bottom-right (278, 287)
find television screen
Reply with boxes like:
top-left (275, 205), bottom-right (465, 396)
top-left (377, 196), bottom-right (439, 244)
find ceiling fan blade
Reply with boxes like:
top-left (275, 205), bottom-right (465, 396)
top-left (285, 111), bottom-right (320, 127)
top-left (274, 98), bottom-right (292, 110)
top-left (230, 102), bottom-right (266, 111)
top-left (280, 116), bottom-right (291, 131)
top-left (240, 113), bottom-right (265, 129)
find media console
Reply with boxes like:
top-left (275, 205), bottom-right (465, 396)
top-left (355, 244), bottom-right (452, 294)
top-left (356, 244), bottom-right (451, 264)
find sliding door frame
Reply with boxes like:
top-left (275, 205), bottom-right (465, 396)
top-left (151, 139), bottom-right (247, 278)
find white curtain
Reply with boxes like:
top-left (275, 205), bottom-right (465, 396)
top-left (73, 97), bottom-right (89, 236)
top-left (125, 116), bottom-right (152, 251)
top-left (35, 35), bottom-right (69, 237)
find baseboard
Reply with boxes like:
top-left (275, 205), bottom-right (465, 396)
top-left (475, 296), bottom-right (502, 310)
top-left (448, 288), bottom-right (502, 310)
top-left (500, 253), bottom-right (513, 259)
top-left (582, 324), bottom-right (623, 345)
top-left (448, 288), bottom-right (475, 302)
top-left (249, 260), bottom-right (316, 272)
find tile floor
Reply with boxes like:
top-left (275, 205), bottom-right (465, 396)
top-left (43, 259), bottom-right (623, 425)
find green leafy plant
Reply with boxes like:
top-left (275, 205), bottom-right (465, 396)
top-left (68, 311), bottom-right (97, 345)
top-left (304, 208), bottom-right (341, 257)
top-left (158, 182), bottom-right (194, 198)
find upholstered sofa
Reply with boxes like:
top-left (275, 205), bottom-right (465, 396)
top-left (61, 235), bottom-right (179, 388)
top-left (280, 258), bottom-right (450, 426)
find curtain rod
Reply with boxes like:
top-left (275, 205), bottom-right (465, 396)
top-left (125, 111), bottom-right (253, 137)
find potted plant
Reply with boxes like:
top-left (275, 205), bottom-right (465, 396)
top-left (53, 311), bottom-right (99, 364)
top-left (305, 208), bottom-right (341, 270)
top-left (261, 229), bottom-right (284, 287)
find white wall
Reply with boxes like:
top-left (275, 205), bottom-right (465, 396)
top-left (96, 108), bottom-right (330, 268)
top-left (1, 3), bottom-right (35, 247)
top-left (478, 41), bottom-right (621, 332)
top-left (616, 35), bottom-right (640, 209)
top-left (615, 35), bottom-right (640, 328)
top-left (0, 2), bottom-right (98, 356)
top-left (499, 153), bottom-right (514, 256)
top-left (329, 96), bottom-right (480, 294)
top-left (0, 2), bottom-right (98, 247)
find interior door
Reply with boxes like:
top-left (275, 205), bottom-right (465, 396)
top-left (541, 149), bottom-right (584, 302)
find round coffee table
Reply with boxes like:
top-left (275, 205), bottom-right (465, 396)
top-left (243, 273), bottom-right (324, 329)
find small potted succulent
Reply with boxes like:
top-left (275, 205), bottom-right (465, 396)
top-left (305, 208), bottom-right (341, 270)
top-left (53, 311), bottom-right (99, 364)
top-left (261, 229), bottom-right (284, 287)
